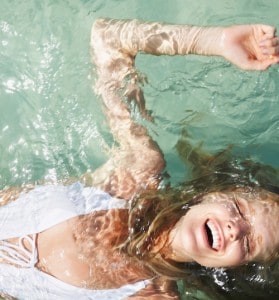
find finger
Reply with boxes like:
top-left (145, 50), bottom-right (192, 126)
top-left (259, 56), bottom-right (279, 70)
top-left (259, 37), bottom-right (279, 48)
top-left (269, 46), bottom-right (279, 55)
top-left (247, 61), bottom-right (270, 71)
top-left (260, 24), bottom-right (276, 38)
top-left (262, 45), bottom-right (279, 56)
top-left (271, 37), bottom-right (279, 47)
top-left (269, 55), bottom-right (279, 64)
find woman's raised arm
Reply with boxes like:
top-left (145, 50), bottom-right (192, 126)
top-left (83, 18), bottom-right (279, 200)
top-left (91, 18), bottom-right (278, 69)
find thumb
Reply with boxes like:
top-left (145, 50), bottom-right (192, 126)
top-left (245, 56), bottom-right (278, 71)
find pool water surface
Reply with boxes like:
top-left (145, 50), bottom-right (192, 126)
top-left (0, 0), bottom-right (279, 299)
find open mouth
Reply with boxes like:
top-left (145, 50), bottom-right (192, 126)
top-left (205, 220), bottom-right (221, 251)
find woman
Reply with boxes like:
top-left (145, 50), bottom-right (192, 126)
top-left (0, 18), bottom-right (279, 299)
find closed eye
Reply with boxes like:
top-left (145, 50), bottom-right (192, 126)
top-left (234, 201), bottom-right (245, 219)
top-left (234, 200), bottom-right (251, 255)
top-left (244, 236), bottom-right (250, 254)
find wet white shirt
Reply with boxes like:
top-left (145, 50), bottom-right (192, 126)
top-left (0, 183), bottom-right (149, 300)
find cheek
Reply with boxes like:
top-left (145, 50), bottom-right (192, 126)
top-left (225, 242), bottom-right (246, 266)
top-left (194, 244), bottom-right (246, 268)
top-left (199, 243), bottom-right (246, 268)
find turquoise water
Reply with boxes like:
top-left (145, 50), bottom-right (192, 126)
top-left (0, 0), bottom-right (279, 298)
top-left (0, 0), bottom-right (278, 189)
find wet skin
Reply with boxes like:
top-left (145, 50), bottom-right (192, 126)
top-left (169, 189), bottom-right (279, 267)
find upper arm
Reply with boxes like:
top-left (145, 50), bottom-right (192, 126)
top-left (83, 19), bottom-right (165, 199)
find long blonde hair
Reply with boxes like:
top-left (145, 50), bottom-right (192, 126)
top-left (121, 136), bottom-right (279, 283)
top-left (121, 187), bottom-right (197, 278)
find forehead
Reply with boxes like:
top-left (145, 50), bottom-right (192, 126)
top-left (235, 189), bottom-right (279, 222)
top-left (237, 192), bottom-right (279, 260)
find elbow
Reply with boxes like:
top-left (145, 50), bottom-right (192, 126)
top-left (144, 151), bottom-right (166, 190)
top-left (145, 148), bottom-right (166, 178)
top-left (91, 18), bottom-right (138, 58)
top-left (90, 18), bottom-right (108, 50)
top-left (91, 18), bottom-right (109, 34)
top-left (91, 18), bottom-right (119, 51)
top-left (155, 152), bottom-right (166, 175)
top-left (90, 18), bottom-right (117, 74)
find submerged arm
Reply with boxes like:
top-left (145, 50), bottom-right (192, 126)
top-left (91, 18), bottom-right (279, 69)
top-left (84, 18), bottom-right (279, 200)
top-left (85, 18), bottom-right (224, 199)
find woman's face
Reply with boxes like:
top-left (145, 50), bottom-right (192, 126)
top-left (169, 189), bottom-right (279, 267)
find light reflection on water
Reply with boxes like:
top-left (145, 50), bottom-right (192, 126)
top-left (0, 0), bottom-right (279, 299)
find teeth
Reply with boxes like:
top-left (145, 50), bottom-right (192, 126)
top-left (207, 220), bottom-right (221, 250)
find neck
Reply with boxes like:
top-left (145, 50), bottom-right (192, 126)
top-left (160, 219), bottom-right (193, 263)
top-left (150, 228), bottom-right (180, 262)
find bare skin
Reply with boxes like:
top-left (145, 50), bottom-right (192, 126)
top-left (220, 24), bottom-right (279, 70)
top-left (1, 19), bottom-right (279, 299)
top-left (168, 188), bottom-right (279, 267)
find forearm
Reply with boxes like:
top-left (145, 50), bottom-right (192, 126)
top-left (92, 18), bottom-right (224, 58)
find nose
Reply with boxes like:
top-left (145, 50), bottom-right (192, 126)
top-left (225, 220), bottom-right (248, 241)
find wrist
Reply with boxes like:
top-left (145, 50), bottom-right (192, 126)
top-left (188, 26), bottom-right (225, 57)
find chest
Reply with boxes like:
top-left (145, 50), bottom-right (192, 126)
top-left (36, 209), bottom-right (153, 289)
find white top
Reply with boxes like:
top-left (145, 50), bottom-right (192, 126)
top-left (0, 183), bottom-right (149, 300)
